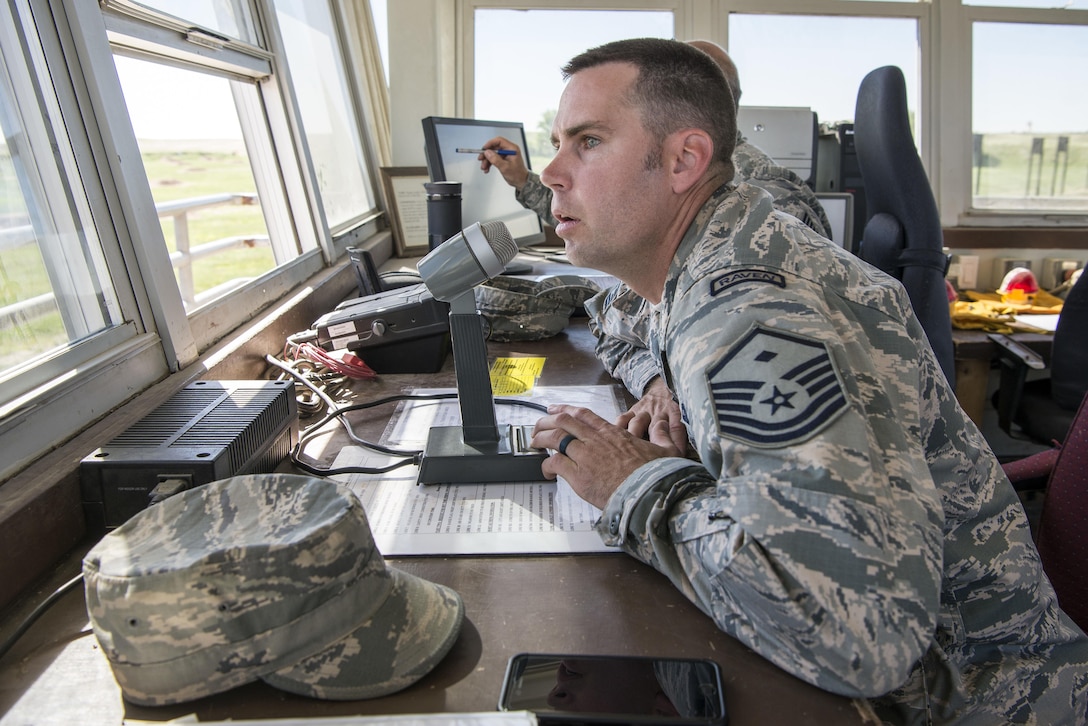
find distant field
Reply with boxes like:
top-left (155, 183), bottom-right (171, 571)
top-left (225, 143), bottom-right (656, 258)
top-left (1, 140), bottom-right (273, 366)
top-left (3, 133), bottom-right (1087, 369)
top-left (142, 144), bottom-right (274, 292)
top-left (974, 132), bottom-right (1088, 201)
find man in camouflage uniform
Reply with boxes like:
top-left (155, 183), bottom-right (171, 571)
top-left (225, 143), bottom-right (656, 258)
top-left (480, 41), bottom-right (830, 440)
top-left (528, 37), bottom-right (1088, 724)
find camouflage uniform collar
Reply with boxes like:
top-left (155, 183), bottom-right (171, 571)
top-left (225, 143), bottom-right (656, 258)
top-left (662, 182), bottom-right (736, 308)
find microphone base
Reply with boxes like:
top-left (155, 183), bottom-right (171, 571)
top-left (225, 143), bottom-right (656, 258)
top-left (416, 424), bottom-right (548, 486)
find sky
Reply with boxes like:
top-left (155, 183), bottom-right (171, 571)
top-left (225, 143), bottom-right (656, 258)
top-left (113, 3), bottom-right (1088, 140)
top-left (471, 8), bottom-right (1088, 138)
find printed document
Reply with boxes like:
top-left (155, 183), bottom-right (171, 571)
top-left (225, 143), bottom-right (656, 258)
top-left (332, 386), bottom-right (625, 556)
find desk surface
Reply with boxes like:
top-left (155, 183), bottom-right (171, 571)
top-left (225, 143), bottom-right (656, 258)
top-left (951, 329), bottom-right (1054, 426)
top-left (0, 323), bottom-right (871, 725)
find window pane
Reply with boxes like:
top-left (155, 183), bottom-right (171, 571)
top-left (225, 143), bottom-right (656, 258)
top-left (474, 9), bottom-right (673, 168)
top-left (729, 14), bottom-right (920, 135)
top-left (113, 55), bottom-right (277, 309)
top-left (0, 12), bottom-right (121, 379)
top-left (274, 0), bottom-right (377, 231)
top-left (370, 0), bottom-right (389, 87)
top-left (972, 22), bottom-right (1088, 212)
top-left (126, 0), bottom-right (259, 44)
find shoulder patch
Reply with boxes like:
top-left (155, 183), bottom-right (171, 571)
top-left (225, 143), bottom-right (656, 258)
top-left (710, 269), bottom-right (785, 296)
top-left (707, 326), bottom-right (847, 447)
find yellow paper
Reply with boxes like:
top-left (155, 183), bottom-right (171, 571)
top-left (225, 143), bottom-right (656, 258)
top-left (490, 357), bottom-right (546, 395)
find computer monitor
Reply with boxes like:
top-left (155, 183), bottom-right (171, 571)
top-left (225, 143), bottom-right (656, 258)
top-left (422, 116), bottom-right (546, 248)
top-left (815, 192), bottom-right (855, 252)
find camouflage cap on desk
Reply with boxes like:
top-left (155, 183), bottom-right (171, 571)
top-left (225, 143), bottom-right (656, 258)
top-left (475, 274), bottom-right (601, 341)
top-left (82, 473), bottom-right (464, 706)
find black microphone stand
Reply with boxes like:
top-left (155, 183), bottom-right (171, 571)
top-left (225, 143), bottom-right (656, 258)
top-left (415, 288), bottom-right (548, 485)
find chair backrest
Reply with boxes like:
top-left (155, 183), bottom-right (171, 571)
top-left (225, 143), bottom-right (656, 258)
top-left (853, 66), bottom-right (955, 387)
top-left (1051, 270), bottom-right (1088, 410)
top-left (1034, 391), bottom-right (1088, 632)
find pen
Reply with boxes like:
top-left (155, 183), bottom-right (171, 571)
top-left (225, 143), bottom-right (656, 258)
top-left (456, 147), bottom-right (516, 156)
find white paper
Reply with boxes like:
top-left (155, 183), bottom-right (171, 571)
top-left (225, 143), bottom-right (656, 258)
top-left (1012, 313), bottom-right (1060, 332)
top-left (331, 386), bottom-right (626, 556)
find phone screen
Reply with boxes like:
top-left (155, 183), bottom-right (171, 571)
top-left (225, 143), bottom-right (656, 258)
top-left (498, 653), bottom-right (727, 725)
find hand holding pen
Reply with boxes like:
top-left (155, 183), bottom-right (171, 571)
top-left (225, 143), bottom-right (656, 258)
top-left (473, 136), bottom-right (530, 191)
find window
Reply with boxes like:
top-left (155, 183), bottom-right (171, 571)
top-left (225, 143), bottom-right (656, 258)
top-left (274, 0), bottom-right (379, 234)
top-left (727, 14), bottom-right (921, 138)
top-left (0, 0), bottom-right (386, 484)
top-left (971, 21), bottom-right (1088, 213)
top-left (112, 56), bottom-right (279, 309)
top-left (471, 8), bottom-right (673, 167)
top-left (0, 20), bottom-right (123, 378)
top-left (103, 0), bottom-right (327, 338)
top-left (1, 0), bottom-right (156, 481)
top-left (119, 0), bottom-right (261, 43)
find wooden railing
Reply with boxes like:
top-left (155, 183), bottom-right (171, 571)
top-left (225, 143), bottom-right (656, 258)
top-left (0, 192), bottom-right (268, 328)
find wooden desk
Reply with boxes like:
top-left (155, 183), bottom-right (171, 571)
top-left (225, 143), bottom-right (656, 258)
top-left (0, 323), bottom-right (871, 725)
top-left (952, 329), bottom-right (1053, 425)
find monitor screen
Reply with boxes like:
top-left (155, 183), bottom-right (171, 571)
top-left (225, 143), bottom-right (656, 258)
top-left (815, 192), bottom-right (855, 252)
top-left (422, 116), bottom-right (546, 247)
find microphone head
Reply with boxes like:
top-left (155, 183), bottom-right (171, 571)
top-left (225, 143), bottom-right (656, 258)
top-left (478, 220), bottom-right (518, 267)
top-left (418, 221), bottom-right (518, 302)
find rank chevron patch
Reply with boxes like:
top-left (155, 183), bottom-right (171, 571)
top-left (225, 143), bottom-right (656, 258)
top-left (707, 325), bottom-right (848, 447)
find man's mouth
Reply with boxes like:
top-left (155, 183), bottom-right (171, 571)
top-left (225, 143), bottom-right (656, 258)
top-left (552, 211), bottom-right (579, 234)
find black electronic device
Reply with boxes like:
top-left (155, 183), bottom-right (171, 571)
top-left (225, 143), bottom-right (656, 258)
top-left (80, 380), bottom-right (299, 531)
top-left (837, 123), bottom-right (867, 255)
top-left (498, 653), bottom-right (728, 725)
top-left (313, 283), bottom-right (450, 373)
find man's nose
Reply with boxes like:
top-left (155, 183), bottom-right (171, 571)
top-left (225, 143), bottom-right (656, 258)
top-left (540, 149), bottom-right (566, 191)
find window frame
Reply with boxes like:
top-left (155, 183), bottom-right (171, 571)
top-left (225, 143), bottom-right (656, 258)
top-left (946, 2), bottom-right (1088, 227)
top-left (99, 0), bottom-right (338, 354)
top-left (455, 0), bottom-right (1088, 231)
top-left (0, 0), bottom-right (390, 484)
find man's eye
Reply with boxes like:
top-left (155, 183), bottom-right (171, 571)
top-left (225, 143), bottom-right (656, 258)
top-left (583, 137), bottom-right (600, 149)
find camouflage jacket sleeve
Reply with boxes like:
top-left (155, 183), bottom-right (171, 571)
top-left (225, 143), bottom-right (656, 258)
top-left (514, 172), bottom-right (558, 227)
top-left (584, 284), bottom-right (661, 397)
top-left (597, 218), bottom-right (943, 699)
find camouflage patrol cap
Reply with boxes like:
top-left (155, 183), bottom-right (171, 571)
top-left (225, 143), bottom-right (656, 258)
top-left (82, 473), bottom-right (463, 706)
top-left (474, 274), bottom-right (601, 341)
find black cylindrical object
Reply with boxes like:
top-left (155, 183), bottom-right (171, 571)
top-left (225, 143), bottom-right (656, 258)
top-left (425, 181), bottom-right (462, 251)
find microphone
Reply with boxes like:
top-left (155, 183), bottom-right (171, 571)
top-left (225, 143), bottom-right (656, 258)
top-left (412, 220), bottom-right (547, 486)
top-left (418, 221), bottom-right (518, 303)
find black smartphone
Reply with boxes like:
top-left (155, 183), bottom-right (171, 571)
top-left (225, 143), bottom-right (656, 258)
top-left (498, 653), bottom-right (728, 725)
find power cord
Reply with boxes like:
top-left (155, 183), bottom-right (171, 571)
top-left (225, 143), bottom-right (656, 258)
top-left (286, 390), bottom-right (548, 476)
top-left (0, 573), bottom-right (84, 663)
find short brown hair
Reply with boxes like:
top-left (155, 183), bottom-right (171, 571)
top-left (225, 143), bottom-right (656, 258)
top-left (562, 38), bottom-right (736, 175)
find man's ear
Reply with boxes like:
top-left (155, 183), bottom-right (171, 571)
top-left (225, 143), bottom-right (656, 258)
top-left (666, 129), bottom-right (714, 194)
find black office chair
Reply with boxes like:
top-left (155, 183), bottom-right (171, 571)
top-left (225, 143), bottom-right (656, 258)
top-left (992, 269), bottom-right (1088, 444)
top-left (853, 66), bottom-right (955, 387)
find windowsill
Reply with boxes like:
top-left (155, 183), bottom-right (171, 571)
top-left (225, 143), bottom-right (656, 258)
top-left (0, 237), bottom-right (386, 612)
top-left (943, 226), bottom-right (1088, 249)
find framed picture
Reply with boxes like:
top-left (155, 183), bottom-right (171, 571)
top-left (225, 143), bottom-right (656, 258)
top-left (380, 166), bottom-right (430, 256)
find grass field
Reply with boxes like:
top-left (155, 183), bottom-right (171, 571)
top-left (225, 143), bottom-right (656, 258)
top-left (3, 133), bottom-right (1087, 370)
top-left (1, 140), bottom-right (274, 367)
top-left (974, 132), bottom-right (1088, 203)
